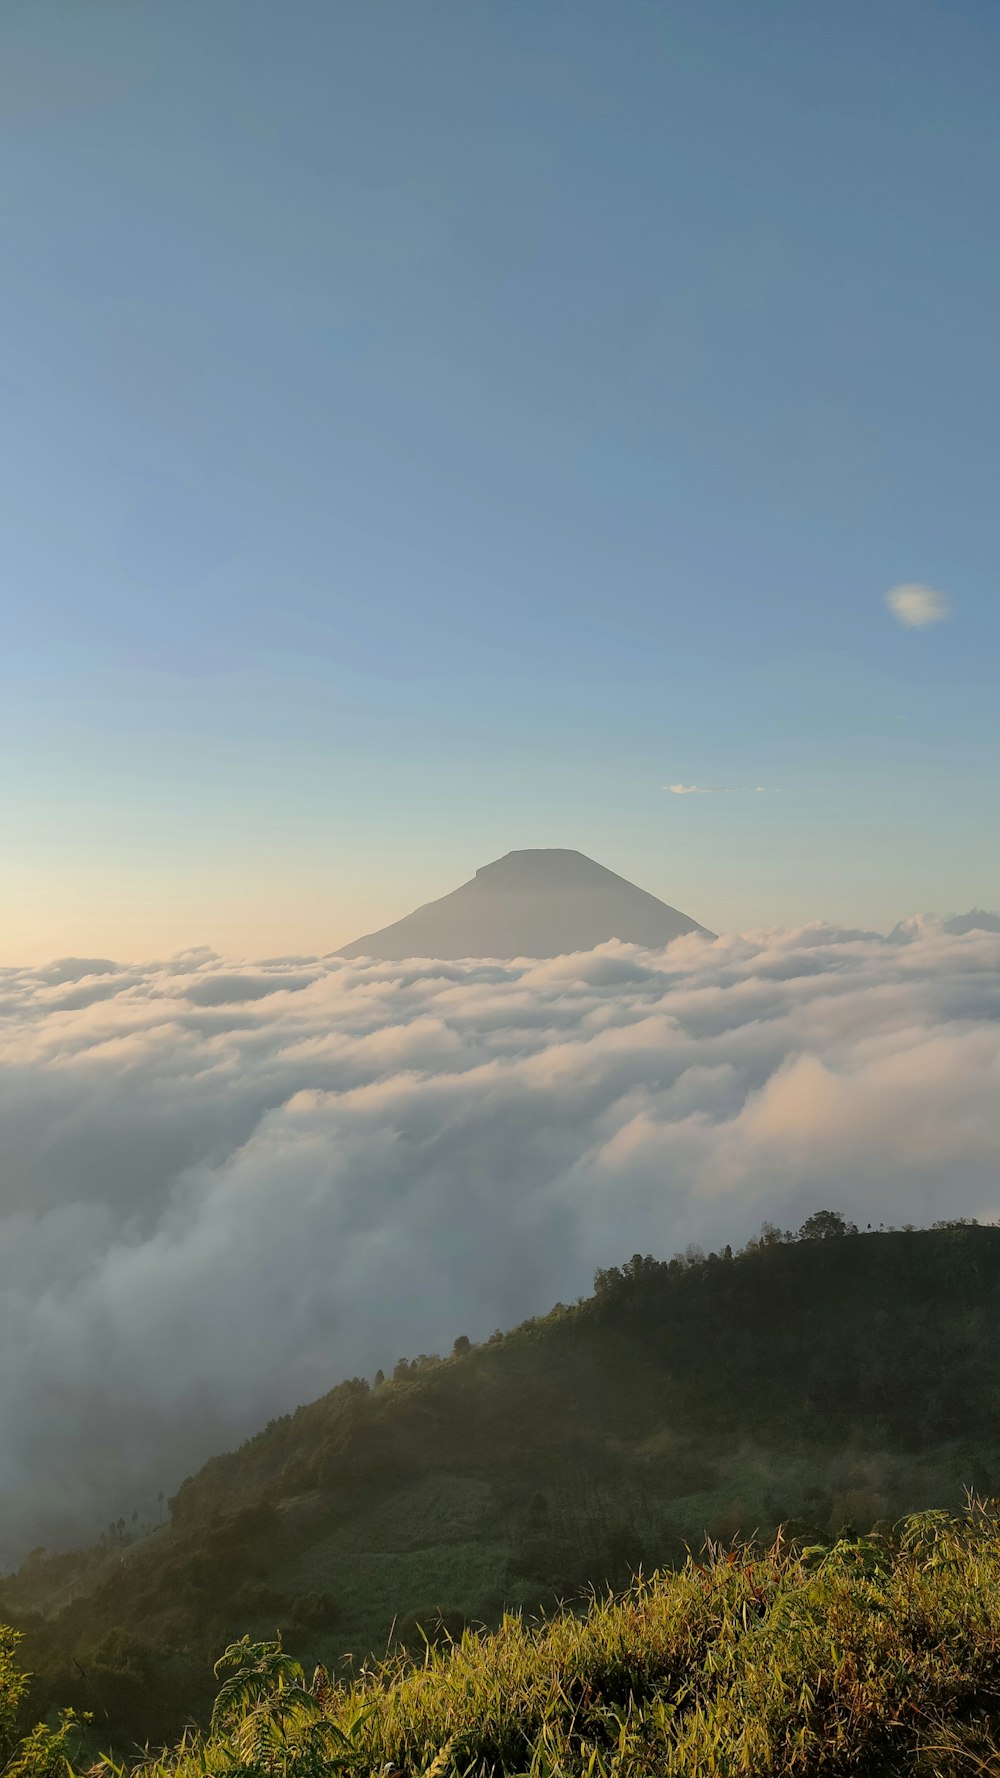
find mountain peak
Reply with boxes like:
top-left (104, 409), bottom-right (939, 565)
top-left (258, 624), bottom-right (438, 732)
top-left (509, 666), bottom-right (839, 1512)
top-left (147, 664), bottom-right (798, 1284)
top-left (474, 849), bottom-right (630, 889)
top-left (338, 849), bottom-right (710, 960)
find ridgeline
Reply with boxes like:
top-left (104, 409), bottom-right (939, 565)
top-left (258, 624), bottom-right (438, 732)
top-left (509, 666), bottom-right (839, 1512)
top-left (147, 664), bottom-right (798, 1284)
top-left (4, 1220), bottom-right (1000, 1751)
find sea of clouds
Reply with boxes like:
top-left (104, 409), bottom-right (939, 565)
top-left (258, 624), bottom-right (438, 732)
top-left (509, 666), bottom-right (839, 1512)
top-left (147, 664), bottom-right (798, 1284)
top-left (2, 918), bottom-right (999, 1563)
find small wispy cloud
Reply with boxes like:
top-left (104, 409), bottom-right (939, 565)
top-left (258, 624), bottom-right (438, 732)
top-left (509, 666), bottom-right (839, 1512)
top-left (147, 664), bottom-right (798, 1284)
top-left (665, 784), bottom-right (771, 796)
top-left (886, 583), bottom-right (951, 628)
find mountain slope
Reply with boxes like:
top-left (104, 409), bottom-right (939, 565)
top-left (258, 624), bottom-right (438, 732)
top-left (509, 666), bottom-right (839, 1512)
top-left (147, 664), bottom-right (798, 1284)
top-left (5, 1223), bottom-right (1000, 1746)
top-left (337, 849), bottom-right (710, 959)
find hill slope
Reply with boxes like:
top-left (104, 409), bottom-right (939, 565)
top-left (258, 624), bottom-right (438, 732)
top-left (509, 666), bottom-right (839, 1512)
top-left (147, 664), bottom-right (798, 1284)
top-left (336, 849), bottom-right (709, 958)
top-left (5, 1223), bottom-right (1000, 1747)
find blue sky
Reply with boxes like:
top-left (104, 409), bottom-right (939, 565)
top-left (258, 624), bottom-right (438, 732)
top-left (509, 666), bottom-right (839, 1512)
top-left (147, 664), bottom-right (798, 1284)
top-left (2, 0), bottom-right (998, 959)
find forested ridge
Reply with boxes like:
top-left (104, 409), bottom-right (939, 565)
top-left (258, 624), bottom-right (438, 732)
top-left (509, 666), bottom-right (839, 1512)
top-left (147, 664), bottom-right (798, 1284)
top-left (4, 1219), bottom-right (1000, 1754)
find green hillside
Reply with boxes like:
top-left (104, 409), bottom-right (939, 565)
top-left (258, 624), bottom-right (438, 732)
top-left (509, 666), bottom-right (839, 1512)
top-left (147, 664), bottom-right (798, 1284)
top-left (4, 1220), bottom-right (1000, 1751)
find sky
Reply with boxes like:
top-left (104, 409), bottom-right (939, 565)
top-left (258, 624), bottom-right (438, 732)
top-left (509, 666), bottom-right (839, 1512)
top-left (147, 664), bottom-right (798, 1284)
top-left (2, 0), bottom-right (998, 961)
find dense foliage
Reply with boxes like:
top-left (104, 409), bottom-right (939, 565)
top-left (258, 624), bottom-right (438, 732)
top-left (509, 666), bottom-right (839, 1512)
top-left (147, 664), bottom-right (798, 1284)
top-left (5, 1221), bottom-right (1000, 1751)
top-left (0, 1629), bottom-right (82, 1778)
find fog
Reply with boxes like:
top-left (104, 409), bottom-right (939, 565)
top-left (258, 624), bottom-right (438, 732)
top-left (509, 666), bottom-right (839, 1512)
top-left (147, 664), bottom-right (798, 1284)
top-left (1, 920), bottom-right (998, 1564)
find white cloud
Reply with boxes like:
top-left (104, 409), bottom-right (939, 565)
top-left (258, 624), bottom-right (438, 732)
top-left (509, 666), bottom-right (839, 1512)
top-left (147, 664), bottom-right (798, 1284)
top-left (886, 583), bottom-right (951, 628)
top-left (664, 785), bottom-right (773, 795)
top-left (665, 783), bottom-right (723, 795)
top-left (0, 921), bottom-right (998, 1561)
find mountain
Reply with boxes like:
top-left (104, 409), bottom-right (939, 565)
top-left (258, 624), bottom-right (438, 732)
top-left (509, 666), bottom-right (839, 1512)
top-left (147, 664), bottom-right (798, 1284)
top-left (337, 849), bottom-right (710, 959)
top-left (944, 908), bottom-right (1000, 935)
top-left (6, 1222), bottom-right (1000, 1747)
top-left (889, 907), bottom-right (1000, 942)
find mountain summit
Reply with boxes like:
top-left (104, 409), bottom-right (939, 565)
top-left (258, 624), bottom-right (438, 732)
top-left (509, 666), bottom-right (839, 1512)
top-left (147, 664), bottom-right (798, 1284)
top-left (337, 848), bottom-right (710, 960)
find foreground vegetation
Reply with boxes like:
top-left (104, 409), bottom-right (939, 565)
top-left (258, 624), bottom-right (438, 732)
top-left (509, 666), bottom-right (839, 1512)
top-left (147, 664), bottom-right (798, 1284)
top-left (10, 1504), bottom-right (1000, 1774)
top-left (5, 1221), bottom-right (1000, 1749)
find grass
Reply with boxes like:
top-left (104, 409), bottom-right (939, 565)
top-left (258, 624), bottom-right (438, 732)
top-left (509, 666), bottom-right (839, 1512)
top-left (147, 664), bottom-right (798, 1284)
top-left (51, 1500), bottom-right (1000, 1777)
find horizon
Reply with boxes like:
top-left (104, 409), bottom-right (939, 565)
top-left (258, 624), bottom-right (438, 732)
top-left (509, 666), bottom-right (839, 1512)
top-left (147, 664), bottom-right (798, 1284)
top-left (8, 826), bottom-right (999, 970)
top-left (3, 835), bottom-right (998, 970)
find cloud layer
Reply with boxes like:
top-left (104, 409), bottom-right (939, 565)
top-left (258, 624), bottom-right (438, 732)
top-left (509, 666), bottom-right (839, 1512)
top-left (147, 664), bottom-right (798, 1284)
top-left (1, 921), bottom-right (999, 1560)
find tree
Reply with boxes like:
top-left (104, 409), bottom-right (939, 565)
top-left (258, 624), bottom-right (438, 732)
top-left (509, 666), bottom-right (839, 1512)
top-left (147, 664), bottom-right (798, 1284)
top-left (623, 1252), bottom-right (659, 1281)
top-left (798, 1209), bottom-right (858, 1240)
top-left (758, 1221), bottom-right (788, 1248)
top-left (593, 1265), bottom-right (623, 1294)
top-left (452, 1335), bottom-right (471, 1358)
top-left (373, 1368), bottom-right (385, 1387)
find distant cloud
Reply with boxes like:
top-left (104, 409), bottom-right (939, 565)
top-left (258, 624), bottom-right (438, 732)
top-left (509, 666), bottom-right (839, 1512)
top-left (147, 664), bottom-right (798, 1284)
top-left (664, 784), bottom-right (772, 796)
top-left (886, 583), bottom-right (951, 628)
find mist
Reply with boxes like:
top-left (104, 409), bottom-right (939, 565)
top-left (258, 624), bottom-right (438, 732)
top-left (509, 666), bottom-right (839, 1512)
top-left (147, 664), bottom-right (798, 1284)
top-left (1, 919), bottom-right (998, 1565)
